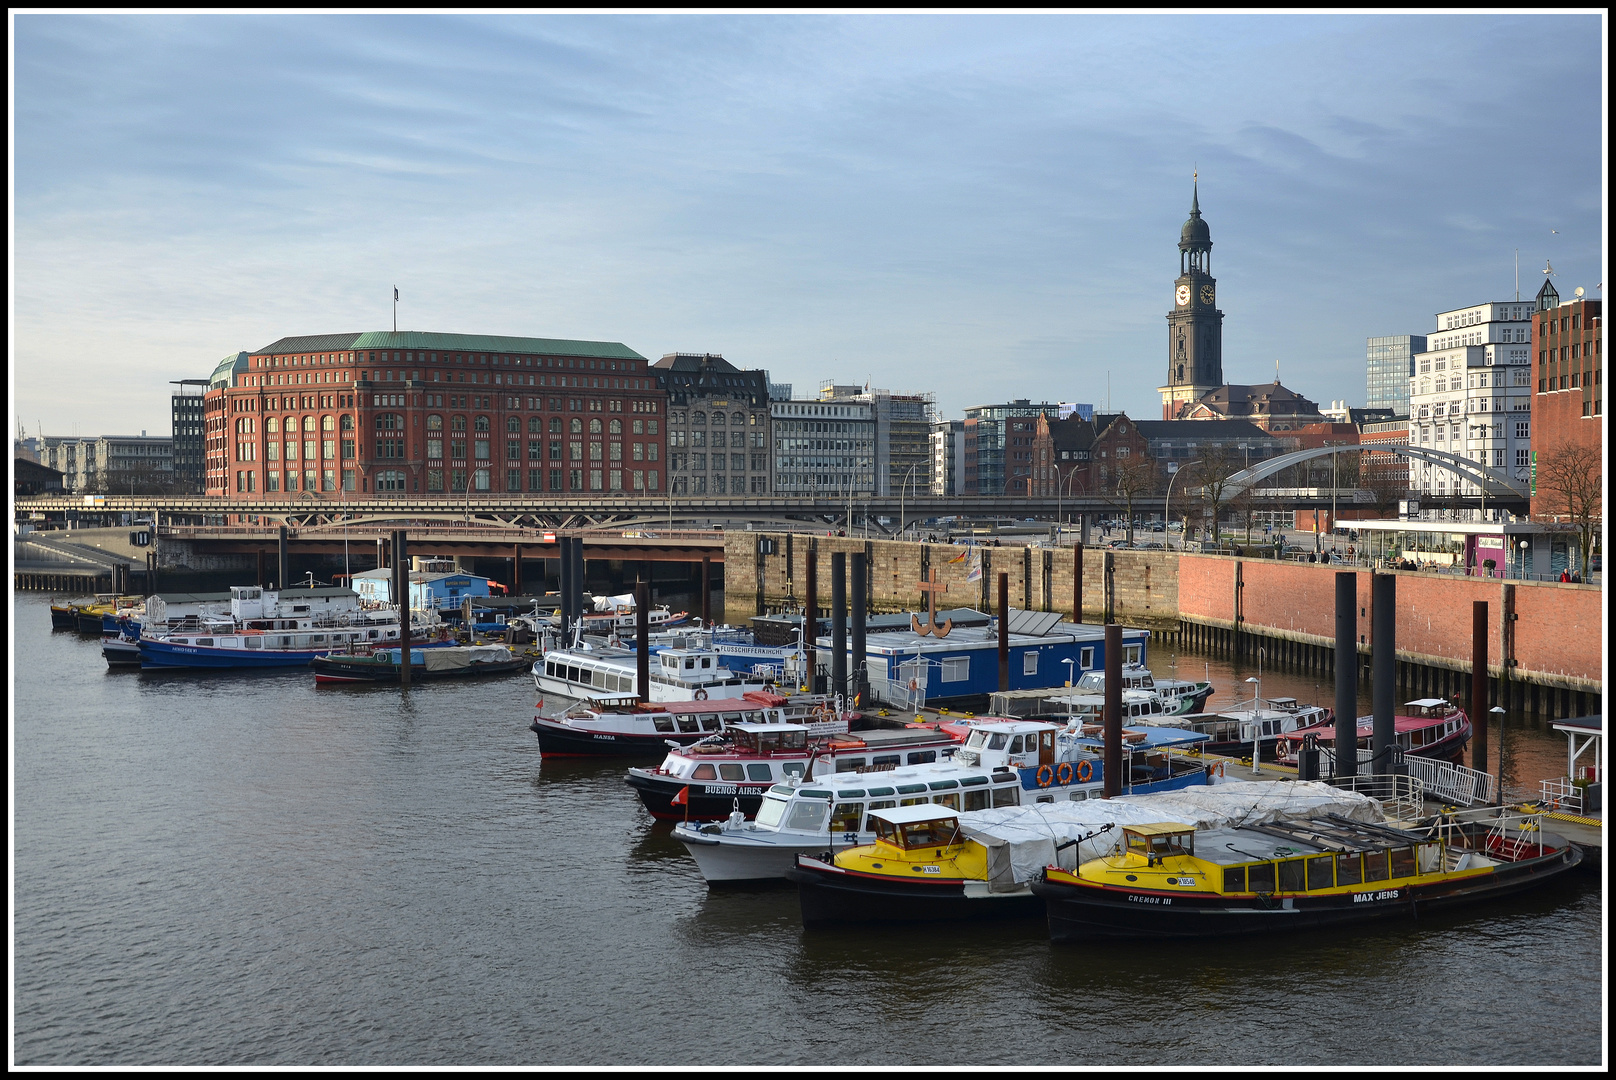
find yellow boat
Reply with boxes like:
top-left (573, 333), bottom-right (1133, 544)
top-left (1031, 811), bottom-right (1581, 941)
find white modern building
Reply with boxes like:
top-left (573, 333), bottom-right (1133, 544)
top-left (1408, 300), bottom-right (1535, 520)
top-left (929, 419), bottom-right (968, 495)
top-left (770, 398), bottom-right (875, 496)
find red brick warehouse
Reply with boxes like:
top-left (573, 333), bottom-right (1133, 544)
top-left (207, 332), bottom-right (666, 498)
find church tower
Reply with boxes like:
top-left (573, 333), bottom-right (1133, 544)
top-left (1159, 179), bottom-right (1225, 419)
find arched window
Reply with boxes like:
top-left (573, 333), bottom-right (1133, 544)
top-left (608, 419), bottom-right (622, 434)
top-left (550, 417), bottom-right (563, 433)
top-left (284, 416), bottom-right (296, 435)
top-left (589, 418), bottom-right (602, 434)
top-left (322, 415), bottom-right (335, 432)
top-left (304, 416), bottom-right (319, 432)
top-left (528, 416), bottom-right (543, 433)
top-left (712, 411), bottom-right (725, 426)
top-left (507, 416), bottom-right (520, 433)
top-left (732, 412), bottom-right (744, 426)
top-left (427, 414), bottom-right (443, 430)
top-left (266, 417), bottom-right (279, 434)
top-left (340, 414), bottom-right (354, 431)
top-left (474, 415), bottom-right (490, 432)
top-left (693, 411), bottom-right (706, 425)
top-left (570, 418), bottom-right (583, 434)
top-left (451, 415), bottom-right (467, 431)
top-left (375, 413), bottom-right (401, 430)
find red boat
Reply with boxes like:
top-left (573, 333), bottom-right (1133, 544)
top-left (1277, 698), bottom-right (1472, 766)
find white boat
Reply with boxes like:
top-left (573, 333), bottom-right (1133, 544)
top-left (531, 640), bottom-right (773, 702)
top-left (672, 718), bottom-right (1214, 883)
top-left (1073, 663), bottom-right (1214, 715)
top-left (1144, 695), bottom-right (1330, 757)
top-left (528, 689), bottom-right (846, 757)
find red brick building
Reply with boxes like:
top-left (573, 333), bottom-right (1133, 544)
top-left (1531, 288), bottom-right (1602, 485)
top-left (1027, 413), bottom-right (1152, 497)
top-left (208, 331), bottom-right (664, 499)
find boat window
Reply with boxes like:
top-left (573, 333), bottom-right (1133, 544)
top-left (702, 658), bottom-right (712, 669)
top-left (676, 717), bottom-right (699, 733)
top-left (835, 790), bottom-right (867, 799)
top-left (1067, 790), bottom-right (1087, 802)
top-left (1306, 856), bottom-right (1334, 891)
top-left (900, 819), bottom-right (960, 849)
top-left (992, 786), bottom-right (1018, 808)
top-left (699, 716), bottom-right (720, 732)
top-left (966, 730), bottom-right (989, 748)
top-left (932, 793), bottom-right (961, 810)
top-left (1417, 843), bottom-right (1442, 874)
top-left (592, 669), bottom-right (607, 688)
top-left (963, 789), bottom-right (991, 812)
top-left (1389, 847), bottom-right (1416, 879)
top-left (721, 713), bottom-right (743, 725)
top-left (769, 785), bottom-right (795, 796)
top-left (785, 801), bottom-right (828, 832)
top-left (799, 789), bottom-right (832, 799)
top-left (310, 635), bottom-right (325, 644)
top-left (197, 638), bottom-right (214, 646)
top-left (719, 764), bottom-right (745, 781)
top-left (1247, 863), bottom-right (1276, 892)
top-left (838, 758), bottom-right (866, 772)
top-left (895, 784), bottom-right (928, 795)
top-left (899, 796), bottom-right (928, 807)
top-left (1036, 794), bottom-right (1054, 804)
top-left (243, 638), bottom-right (261, 649)
top-left (1125, 830), bottom-right (1193, 859)
top-left (282, 637), bottom-right (294, 647)
top-left (959, 776), bottom-right (989, 787)
top-left (653, 717), bottom-right (674, 733)
top-left (871, 754), bottom-right (901, 768)
top-left (1277, 859), bottom-right (1306, 892)
top-left (928, 779), bottom-right (960, 790)
top-left (831, 803), bottom-right (862, 832)
top-left (781, 762), bottom-right (805, 778)
top-left (755, 797), bottom-right (788, 829)
top-left (1335, 852), bottom-right (1363, 886)
top-left (987, 733), bottom-right (1008, 750)
top-left (684, 658), bottom-right (695, 670)
top-left (1363, 850), bottom-right (1390, 881)
top-left (906, 751), bottom-right (937, 765)
top-left (1008, 736), bottom-right (1024, 753)
top-left (747, 764), bottom-right (772, 782)
top-left (691, 764), bottom-right (717, 780)
top-left (1223, 866), bottom-right (1247, 892)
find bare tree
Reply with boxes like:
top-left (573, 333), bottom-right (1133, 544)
top-left (1183, 445), bottom-right (1245, 547)
top-left (1535, 440), bottom-right (1602, 576)
top-left (1102, 451), bottom-right (1161, 545)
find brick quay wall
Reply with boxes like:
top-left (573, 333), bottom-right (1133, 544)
top-left (723, 534), bottom-right (1602, 719)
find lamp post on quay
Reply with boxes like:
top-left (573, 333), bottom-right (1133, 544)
top-left (1164, 460), bottom-right (1202, 552)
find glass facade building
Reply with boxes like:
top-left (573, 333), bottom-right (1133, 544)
top-left (1366, 335), bottom-right (1426, 414)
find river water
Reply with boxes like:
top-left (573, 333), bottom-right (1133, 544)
top-left (11, 593), bottom-right (1602, 1066)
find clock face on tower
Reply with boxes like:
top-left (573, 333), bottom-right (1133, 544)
top-left (1175, 284), bottom-right (1191, 307)
top-left (1200, 284), bottom-right (1216, 305)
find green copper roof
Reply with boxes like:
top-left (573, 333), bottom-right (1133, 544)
top-left (254, 331), bottom-right (645, 361)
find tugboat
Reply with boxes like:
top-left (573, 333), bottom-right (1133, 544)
top-left (1032, 807), bottom-right (1581, 941)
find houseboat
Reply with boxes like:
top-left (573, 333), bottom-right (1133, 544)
top-left (137, 586), bottom-right (442, 669)
top-left (674, 720), bottom-right (1214, 883)
top-left (1032, 808), bottom-right (1581, 941)
top-left (632, 721), bottom-right (966, 822)
top-left (1072, 663), bottom-right (1213, 715)
top-left (528, 690), bottom-right (847, 758)
top-left (531, 641), bottom-right (773, 702)
top-left (1275, 698), bottom-right (1472, 766)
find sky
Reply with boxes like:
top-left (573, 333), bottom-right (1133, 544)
top-left (10, 11), bottom-right (1606, 439)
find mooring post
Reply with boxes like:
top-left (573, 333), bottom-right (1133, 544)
top-left (701, 555), bottom-right (712, 628)
top-left (805, 541), bottom-right (819, 694)
top-left (397, 530), bottom-right (411, 687)
top-left (1471, 601), bottom-right (1489, 774)
top-left (831, 551), bottom-right (847, 705)
top-left (998, 572), bottom-right (1011, 692)
top-left (636, 576), bottom-right (650, 703)
top-left (279, 525), bottom-right (290, 591)
top-left (850, 551), bottom-right (868, 709)
top-left (1372, 573), bottom-right (1396, 774)
top-left (1334, 571), bottom-right (1357, 778)
top-left (1104, 622), bottom-right (1123, 798)
top-left (1072, 543), bottom-right (1084, 624)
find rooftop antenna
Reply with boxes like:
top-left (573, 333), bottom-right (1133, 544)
top-left (393, 286), bottom-right (398, 333)
top-left (1514, 249), bottom-right (1519, 301)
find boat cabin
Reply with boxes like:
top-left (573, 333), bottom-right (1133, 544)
top-left (728, 723), bottom-right (809, 754)
top-left (868, 805), bottom-right (964, 851)
top-left (1406, 698), bottom-right (1460, 719)
top-left (1122, 823), bottom-right (1196, 866)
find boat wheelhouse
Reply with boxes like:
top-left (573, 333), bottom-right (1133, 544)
top-left (1073, 663), bottom-right (1214, 715)
top-left (1032, 808), bottom-right (1581, 941)
top-left (1275, 699), bottom-right (1471, 766)
top-left (532, 642), bottom-right (771, 703)
top-left (528, 690), bottom-right (846, 757)
top-left (633, 722), bottom-right (967, 823)
top-left (988, 687), bottom-right (1173, 723)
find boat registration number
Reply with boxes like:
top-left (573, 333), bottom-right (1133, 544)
top-left (704, 784), bottom-right (739, 795)
top-left (1353, 889), bottom-right (1400, 903)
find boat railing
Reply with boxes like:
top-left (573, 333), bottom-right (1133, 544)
top-left (1537, 776), bottom-right (1584, 816)
top-left (1325, 772), bottom-right (1427, 824)
top-left (1427, 805), bottom-right (1554, 863)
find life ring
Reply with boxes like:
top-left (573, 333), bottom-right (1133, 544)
top-left (693, 688), bottom-right (708, 700)
top-left (1035, 764), bottom-right (1054, 788)
top-left (1076, 760), bottom-right (1094, 783)
top-left (1213, 761), bottom-right (1225, 778)
top-left (1055, 762), bottom-right (1074, 786)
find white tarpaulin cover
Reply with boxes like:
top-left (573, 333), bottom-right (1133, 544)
top-left (594, 594), bottom-right (637, 613)
top-left (957, 781), bottom-right (1383, 888)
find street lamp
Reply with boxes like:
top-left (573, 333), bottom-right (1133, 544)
top-left (1164, 460), bottom-right (1202, 552)
top-left (899, 462), bottom-right (920, 541)
top-left (1245, 675), bottom-right (1261, 775)
top-left (1056, 467), bottom-right (1084, 546)
top-left (1489, 705), bottom-right (1507, 806)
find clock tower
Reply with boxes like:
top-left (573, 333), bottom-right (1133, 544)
top-left (1159, 179), bottom-right (1225, 419)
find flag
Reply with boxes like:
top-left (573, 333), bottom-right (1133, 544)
top-left (394, 286), bottom-right (399, 301)
top-left (947, 549), bottom-right (968, 564)
top-left (670, 785), bottom-right (690, 807)
top-left (964, 548), bottom-right (983, 584)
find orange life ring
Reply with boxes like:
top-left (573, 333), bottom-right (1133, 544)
top-left (1054, 762), bottom-right (1075, 786)
top-left (1076, 759), bottom-right (1094, 783)
top-left (1214, 760), bottom-right (1226, 778)
top-left (1035, 764), bottom-right (1054, 788)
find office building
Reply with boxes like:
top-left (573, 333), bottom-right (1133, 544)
top-left (654, 353), bottom-right (772, 496)
top-left (1366, 335), bottom-right (1427, 414)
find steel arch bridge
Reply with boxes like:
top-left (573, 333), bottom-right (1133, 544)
top-left (1220, 443), bottom-right (1529, 501)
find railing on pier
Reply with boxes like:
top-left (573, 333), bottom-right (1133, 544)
top-left (1538, 776), bottom-right (1584, 816)
top-left (1405, 756), bottom-right (1497, 808)
top-left (1325, 773), bottom-right (1426, 825)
